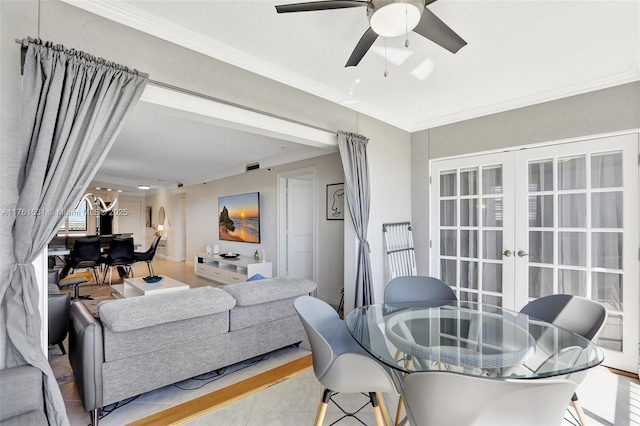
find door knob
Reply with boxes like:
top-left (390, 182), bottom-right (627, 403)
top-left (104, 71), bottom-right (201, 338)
top-left (500, 250), bottom-right (512, 257)
top-left (517, 251), bottom-right (534, 257)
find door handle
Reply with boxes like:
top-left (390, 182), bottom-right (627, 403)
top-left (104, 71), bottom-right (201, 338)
top-left (517, 251), bottom-right (534, 258)
top-left (500, 250), bottom-right (512, 257)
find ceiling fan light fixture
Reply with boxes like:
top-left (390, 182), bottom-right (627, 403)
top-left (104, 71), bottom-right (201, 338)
top-left (369, 0), bottom-right (423, 38)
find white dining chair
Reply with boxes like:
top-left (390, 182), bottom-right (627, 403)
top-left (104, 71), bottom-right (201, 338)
top-left (398, 371), bottom-right (577, 426)
top-left (520, 294), bottom-right (607, 425)
top-left (294, 295), bottom-right (398, 426)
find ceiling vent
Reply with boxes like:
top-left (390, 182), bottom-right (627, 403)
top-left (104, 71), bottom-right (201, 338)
top-left (245, 162), bottom-right (260, 172)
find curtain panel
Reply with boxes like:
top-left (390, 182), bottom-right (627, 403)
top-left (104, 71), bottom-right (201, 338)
top-left (338, 131), bottom-right (374, 308)
top-left (2, 38), bottom-right (147, 425)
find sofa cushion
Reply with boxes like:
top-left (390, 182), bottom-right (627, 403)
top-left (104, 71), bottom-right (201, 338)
top-left (221, 277), bottom-right (316, 306)
top-left (99, 286), bottom-right (235, 332)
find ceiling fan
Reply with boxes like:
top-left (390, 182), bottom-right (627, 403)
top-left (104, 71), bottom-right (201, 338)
top-left (275, 0), bottom-right (467, 67)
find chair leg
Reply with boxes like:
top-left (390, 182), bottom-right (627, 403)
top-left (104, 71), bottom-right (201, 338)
top-left (57, 342), bottom-right (66, 355)
top-left (91, 408), bottom-right (99, 426)
top-left (572, 393), bottom-right (587, 425)
top-left (314, 388), bottom-right (331, 426)
top-left (149, 261), bottom-right (155, 277)
top-left (376, 392), bottom-right (392, 426)
top-left (395, 395), bottom-right (404, 426)
top-left (370, 392), bottom-right (385, 426)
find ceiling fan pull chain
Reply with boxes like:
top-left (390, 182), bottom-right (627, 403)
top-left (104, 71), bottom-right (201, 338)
top-left (405, 2), bottom-right (410, 48)
top-left (384, 38), bottom-right (388, 77)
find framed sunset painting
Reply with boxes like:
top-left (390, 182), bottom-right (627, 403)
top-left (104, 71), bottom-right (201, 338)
top-left (218, 192), bottom-right (261, 243)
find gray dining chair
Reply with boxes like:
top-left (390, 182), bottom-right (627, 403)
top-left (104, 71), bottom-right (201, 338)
top-left (398, 371), bottom-right (577, 426)
top-left (384, 275), bottom-right (457, 425)
top-left (384, 275), bottom-right (457, 305)
top-left (293, 295), bottom-right (398, 426)
top-left (520, 294), bottom-right (607, 426)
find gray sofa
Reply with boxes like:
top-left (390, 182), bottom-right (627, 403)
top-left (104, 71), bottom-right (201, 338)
top-left (69, 277), bottom-right (316, 424)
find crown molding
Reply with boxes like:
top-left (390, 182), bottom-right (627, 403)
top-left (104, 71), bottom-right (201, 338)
top-left (410, 66), bottom-right (640, 132)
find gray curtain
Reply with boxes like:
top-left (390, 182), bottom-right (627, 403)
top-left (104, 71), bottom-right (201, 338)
top-left (2, 38), bottom-right (147, 425)
top-left (338, 131), bottom-right (373, 307)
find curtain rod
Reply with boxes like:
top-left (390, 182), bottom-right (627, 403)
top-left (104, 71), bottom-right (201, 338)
top-left (15, 38), bottom-right (336, 135)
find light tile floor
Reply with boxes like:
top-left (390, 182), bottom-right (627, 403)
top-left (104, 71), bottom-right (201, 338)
top-left (50, 259), bottom-right (639, 425)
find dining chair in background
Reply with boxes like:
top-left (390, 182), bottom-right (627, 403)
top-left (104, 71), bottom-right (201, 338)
top-left (134, 235), bottom-right (161, 276)
top-left (101, 237), bottom-right (135, 286)
top-left (65, 237), bottom-right (102, 285)
top-left (384, 275), bottom-right (458, 425)
top-left (398, 371), bottom-right (577, 426)
top-left (384, 276), bottom-right (457, 305)
top-left (520, 294), bottom-right (607, 425)
top-left (294, 295), bottom-right (398, 426)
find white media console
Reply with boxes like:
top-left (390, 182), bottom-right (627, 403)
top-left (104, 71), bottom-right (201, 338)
top-left (194, 253), bottom-right (273, 284)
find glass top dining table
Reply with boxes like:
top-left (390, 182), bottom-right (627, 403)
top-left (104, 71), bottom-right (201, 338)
top-left (344, 301), bottom-right (605, 378)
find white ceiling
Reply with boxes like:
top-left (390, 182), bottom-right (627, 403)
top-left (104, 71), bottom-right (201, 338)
top-left (80, 0), bottom-right (640, 193)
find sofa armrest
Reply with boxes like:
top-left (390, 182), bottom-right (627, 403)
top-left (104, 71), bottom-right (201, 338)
top-left (0, 365), bottom-right (46, 424)
top-left (69, 301), bottom-right (104, 413)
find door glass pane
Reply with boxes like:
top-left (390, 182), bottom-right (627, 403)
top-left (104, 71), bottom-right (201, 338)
top-left (598, 314), bottom-right (622, 351)
top-left (482, 166), bottom-right (502, 194)
top-left (529, 267), bottom-right (553, 298)
top-left (482, 294), bottom-right (502, 307)
top-left (440, 230), bottom-right (457, 256)
top-left (592, 272), bottom-right (623, 311)
top-left (482, 231), bottom-right (502, 260)
top-left (440, 171), bottom-right (457, 196)
top-left (528, 160), bottom-right (553, 192)
top-left (460, 199), bottom-right (478, 226)
top-left (592, 192), bottom-right (623, 228)
top-left (558, 194), bottom-right (586, 228)
top-left (460, 230), bottom-right (478, 258)
top-left (460, 261), bottom-right (478, 289)
top-left (440, 259), bottom-right (456, 286)
top-left (592, 152), bottom-right (622, 188)
top-left (558, 232), bottom-right (586, 266)
top-left (558, 269), bottom-right (586, 297)
top-left (440, 200), bottom-right (457, 226)
top-left (482, 263), bottom-right (502, 293)
top-left (529, 231), bottom-right (553, 264)
top-left (528, 195), bottom-right (553, 227)
top-left (482, 198), bottom-right (503, 227)
top-left (592, 233), bottom-right (623, 269)
top-left (558, 156), bottom-right (586, 190)
top-left (460, 169), bottom-right (478, 195)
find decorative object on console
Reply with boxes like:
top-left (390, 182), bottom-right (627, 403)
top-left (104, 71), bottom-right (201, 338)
top-left (219, 192), bottom-right (261, 243)
top-left (220, 252), bottom-right (240, 259)
top-left (326, 183), bottom-right (345, 220)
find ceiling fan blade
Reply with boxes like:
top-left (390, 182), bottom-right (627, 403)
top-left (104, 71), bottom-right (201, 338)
top-left (413, 7), bottom-right (467, 54)
top-left (345, 27), bottom-right (378, 67)
top-left (275, 1), bottom-right (368, 13)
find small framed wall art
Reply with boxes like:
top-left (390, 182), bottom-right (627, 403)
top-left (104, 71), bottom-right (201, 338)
top-left (326, 183), bottom-right (345, 220)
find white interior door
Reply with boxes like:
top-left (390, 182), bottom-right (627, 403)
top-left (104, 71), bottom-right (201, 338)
top-left (117, 200), bottom-right (143, 246)
top-left (286, 177), bottom-right (314, 280)
top-left (431, 133), bottom-right (639, 372)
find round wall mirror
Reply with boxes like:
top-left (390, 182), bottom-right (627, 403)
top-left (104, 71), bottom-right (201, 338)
top-left (158, 207), bottom-right (166, 225)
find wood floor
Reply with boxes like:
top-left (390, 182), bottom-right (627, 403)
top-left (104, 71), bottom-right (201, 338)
top-left (129, 355), bottom-right (313, 426)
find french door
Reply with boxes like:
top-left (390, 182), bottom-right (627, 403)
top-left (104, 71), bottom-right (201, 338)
top-left (430, 133), bottom-right (639, 372)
